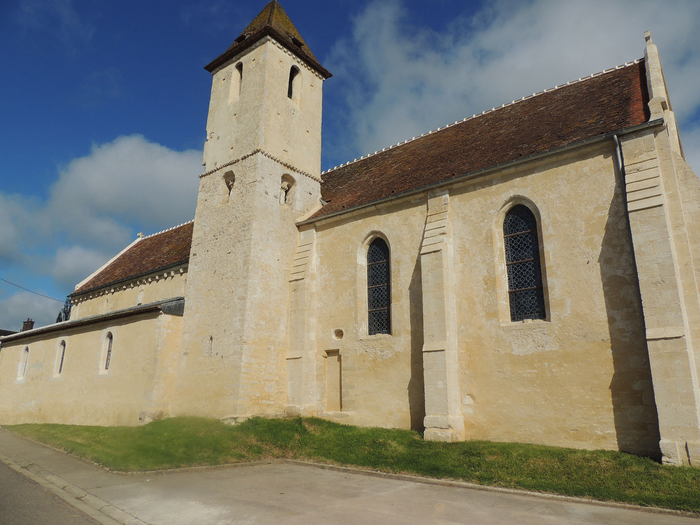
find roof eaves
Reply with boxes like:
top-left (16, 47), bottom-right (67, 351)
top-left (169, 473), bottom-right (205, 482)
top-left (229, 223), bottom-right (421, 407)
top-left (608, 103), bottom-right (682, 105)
top-left (304, 118), bottom-right (664, 226)
top-left (70, 259), bottom-right (189, 298)
top-left (204, 26), bottom-right (331, 79)
top-left (0, 297), bottom-right (185, 344)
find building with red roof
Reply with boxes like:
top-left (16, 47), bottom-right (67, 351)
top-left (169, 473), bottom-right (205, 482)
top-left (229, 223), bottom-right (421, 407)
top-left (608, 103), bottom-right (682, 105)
top-left (2, 2), bottom-right (699, 466)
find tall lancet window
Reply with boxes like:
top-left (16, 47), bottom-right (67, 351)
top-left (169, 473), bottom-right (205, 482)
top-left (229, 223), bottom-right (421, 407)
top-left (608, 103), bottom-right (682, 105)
top-left (503, 205), bottom-right (546, 321)
top-left (18, 347), bottom-right (29, 379)
top-left (288, 66), bottom-right (300, 100)
top-left (58, 341), bottom-right (66, 375)
top-left (235, 62), bottom-right (243, 95)
top-left (104, 332), bottom-right (113, 371)
top-left (367, 238), bottom-right (391, 335)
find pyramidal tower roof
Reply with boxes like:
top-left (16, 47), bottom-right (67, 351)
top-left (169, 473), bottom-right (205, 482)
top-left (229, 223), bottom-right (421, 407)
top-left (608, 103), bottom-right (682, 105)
top-left (205, 1), bottom-right (331, 78)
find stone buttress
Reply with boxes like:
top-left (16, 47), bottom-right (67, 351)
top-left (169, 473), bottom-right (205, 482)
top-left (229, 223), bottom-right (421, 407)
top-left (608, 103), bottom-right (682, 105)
top-left (621, 32), bottom-right (700, 465)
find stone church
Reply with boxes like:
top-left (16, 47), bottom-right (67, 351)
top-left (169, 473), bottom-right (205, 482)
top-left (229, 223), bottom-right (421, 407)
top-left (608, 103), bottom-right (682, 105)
top-left (2, 1), bottom-right (699, 467)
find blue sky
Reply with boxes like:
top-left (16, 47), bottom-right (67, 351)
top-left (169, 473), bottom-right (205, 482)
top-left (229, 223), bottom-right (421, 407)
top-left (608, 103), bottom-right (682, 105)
top-left (1, 0), bottom-right (699, 330)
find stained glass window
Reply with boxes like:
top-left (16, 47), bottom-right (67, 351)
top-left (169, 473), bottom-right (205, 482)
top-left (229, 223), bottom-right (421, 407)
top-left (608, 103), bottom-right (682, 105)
top-left (504, 205), bottom-right (546, 322)
top-left (367, 238), bottom-right (391, 335)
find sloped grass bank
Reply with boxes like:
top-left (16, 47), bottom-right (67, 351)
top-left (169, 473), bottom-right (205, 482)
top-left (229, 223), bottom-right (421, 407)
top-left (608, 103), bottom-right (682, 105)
top-left (6, 417), bottom-right (700, 513)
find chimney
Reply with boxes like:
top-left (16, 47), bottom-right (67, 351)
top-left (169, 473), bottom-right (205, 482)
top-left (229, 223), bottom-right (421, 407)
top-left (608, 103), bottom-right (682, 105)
top-left (21, 318), bottom-right (34, 332)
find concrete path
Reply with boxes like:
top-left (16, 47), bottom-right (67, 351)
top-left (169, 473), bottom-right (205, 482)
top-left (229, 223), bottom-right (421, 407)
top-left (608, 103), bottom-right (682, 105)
top-left (0, 428), bottom-right (698, 525)
top-left (0, 461), bottom-right (102, 525)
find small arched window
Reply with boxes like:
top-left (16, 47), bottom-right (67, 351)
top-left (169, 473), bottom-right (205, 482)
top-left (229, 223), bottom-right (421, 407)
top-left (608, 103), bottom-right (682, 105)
top-left (503, 205), bottom-right (546, 321)
top-left (235, 62), bottom-right (243, 95)
top-left (104, 332), bottom-right (113, 371)
top-left (288, 66), bottom-right (300, 100)
top-left (18, 347), bottom-right (29, 379)
top-left (224, 171), bottom-right (235, 196)
top-left (58, 340), bottom-right (66, 375)
top-left (367, 238), bottom-right (391, 335)
top-left (280, 174), bottom-right (295, 206)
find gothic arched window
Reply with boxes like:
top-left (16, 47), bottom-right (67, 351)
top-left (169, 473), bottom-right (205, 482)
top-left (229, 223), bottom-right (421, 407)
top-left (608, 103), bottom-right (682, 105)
top-left (503, 205), bottom-right (546, 322)
top-left (367, 238), bottom-right (391, 335)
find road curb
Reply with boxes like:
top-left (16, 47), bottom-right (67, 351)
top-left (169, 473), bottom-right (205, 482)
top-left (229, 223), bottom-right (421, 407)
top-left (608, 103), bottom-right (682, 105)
top-left (1, 442), bottom-right (699, 522)
top-left (0, 448), bottom-right (149, 525)
top-left (282, 459), bottom-right (700, 520)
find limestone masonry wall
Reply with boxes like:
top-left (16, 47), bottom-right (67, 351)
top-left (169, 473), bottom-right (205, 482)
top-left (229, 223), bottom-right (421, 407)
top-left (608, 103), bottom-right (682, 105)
top-left (0, 312), bottom-right (182, 426)
top-left (306, 141), bottom-right (659, 455)
top-left (71, 267), bottom-right (187, 320)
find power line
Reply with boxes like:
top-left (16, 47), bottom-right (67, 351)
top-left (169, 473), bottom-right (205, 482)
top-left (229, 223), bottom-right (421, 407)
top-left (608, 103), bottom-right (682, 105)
top-left (0, 277), bottom-right (65, 304)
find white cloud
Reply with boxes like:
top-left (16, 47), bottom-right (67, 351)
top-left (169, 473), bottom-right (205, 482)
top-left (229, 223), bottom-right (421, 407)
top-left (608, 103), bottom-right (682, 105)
top-left (0, 193), bottom-right (36, 264)
top-left (0, 134), bottom-right (202, 329)
top-left (327, 0), bottom-right (700, 174)
top-left (0, 292), bottom-right (62, 332)
top-left (50, 245), bottom-right (111, 290)
top-left (683, 126), bottom-right (700, 176)
top-left (46, 134), bottom-right (201, 250)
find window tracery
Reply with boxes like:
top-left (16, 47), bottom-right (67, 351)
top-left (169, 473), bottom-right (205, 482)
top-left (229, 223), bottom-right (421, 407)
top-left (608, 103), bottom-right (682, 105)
top-left (503, 205), bottom-right (546, 321)
top-left (367, 238), bottom-right (391, 335)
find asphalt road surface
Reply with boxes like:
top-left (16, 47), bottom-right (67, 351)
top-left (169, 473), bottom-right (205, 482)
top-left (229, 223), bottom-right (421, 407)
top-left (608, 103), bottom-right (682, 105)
top-left (0, 461), bottom-right (100, 525)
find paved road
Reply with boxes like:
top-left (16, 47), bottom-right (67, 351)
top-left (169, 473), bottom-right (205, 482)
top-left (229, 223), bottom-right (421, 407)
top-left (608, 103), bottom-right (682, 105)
top-left (0, 460), bottom-right (101, 525)
top-left (0, 428), bottom-right (698, 525)
top-left (86, 462), bottom-right (700, 525)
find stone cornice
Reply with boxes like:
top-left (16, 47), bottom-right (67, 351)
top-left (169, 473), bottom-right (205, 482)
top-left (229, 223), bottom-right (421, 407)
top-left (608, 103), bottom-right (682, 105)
top-left (71, 263), bottom-right (188, 304)
top-left (0, 298), bottom-right (185, 344)
top-left (268, 38), bottom-right (327, 81)
top-left (199, 149), bottom-right (322, 183)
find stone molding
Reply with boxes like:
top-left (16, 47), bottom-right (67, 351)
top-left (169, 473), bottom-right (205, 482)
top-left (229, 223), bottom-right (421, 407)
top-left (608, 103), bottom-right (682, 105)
top-left (269, 37), bottom-right (326, 81)
top-left (199, 148), bottom-right (322, 183)
top-left (71, 266), bottom-right (187, 305)
top-left (289, 235), bottom-right (314, 282)
top-left (625, 150), bottom-right (664, 212)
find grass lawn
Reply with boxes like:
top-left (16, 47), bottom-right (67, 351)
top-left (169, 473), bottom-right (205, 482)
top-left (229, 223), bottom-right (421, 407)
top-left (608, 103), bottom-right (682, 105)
top-left (6, 416), bottom-right (700, 513)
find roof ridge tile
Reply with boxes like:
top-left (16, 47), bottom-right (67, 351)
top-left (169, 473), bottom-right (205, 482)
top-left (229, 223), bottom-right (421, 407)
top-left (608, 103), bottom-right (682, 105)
top-left (143, 220), bottom-right (195, 240)
top-left (321, 58), bottom-right (643, 176)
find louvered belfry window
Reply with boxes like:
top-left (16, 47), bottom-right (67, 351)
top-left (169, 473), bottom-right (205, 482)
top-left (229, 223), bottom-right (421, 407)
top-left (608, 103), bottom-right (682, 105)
top-left (367, 238), bottom-right (391, 335)
top-left (504, 205), bottom-right (546, 322)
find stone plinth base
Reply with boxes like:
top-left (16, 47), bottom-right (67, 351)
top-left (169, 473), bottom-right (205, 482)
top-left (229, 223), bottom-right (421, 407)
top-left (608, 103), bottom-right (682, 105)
top-left (661, 439), bottom-right (700, 466)
top-left (423, 415), bottom-right (465, 442)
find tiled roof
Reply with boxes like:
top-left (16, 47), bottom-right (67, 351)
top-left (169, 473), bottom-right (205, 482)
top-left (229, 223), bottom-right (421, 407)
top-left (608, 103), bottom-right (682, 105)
top-left (73, 222), bottom-right (194, 296)
top-left (205, 1), bottom-right (331, 79)
top-left (313, 60), bottom-right (650, 220)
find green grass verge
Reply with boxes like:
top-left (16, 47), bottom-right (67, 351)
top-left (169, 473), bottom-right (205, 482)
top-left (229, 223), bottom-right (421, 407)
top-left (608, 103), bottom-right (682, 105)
top-left (6, 416), bottom-right (700, 513)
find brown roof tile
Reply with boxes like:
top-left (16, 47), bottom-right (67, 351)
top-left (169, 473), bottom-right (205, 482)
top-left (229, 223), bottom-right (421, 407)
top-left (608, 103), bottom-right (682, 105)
top-left (73, 222), bottom-right (194, 296)
top-left (205, 1), bottom-right (331, 79)
top-left (313, 60), bottom-right (650, 220)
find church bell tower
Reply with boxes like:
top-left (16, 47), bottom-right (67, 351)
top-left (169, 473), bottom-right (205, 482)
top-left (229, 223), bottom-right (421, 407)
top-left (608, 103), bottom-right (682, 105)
top-left (175, 1), bottom-right (332, 421)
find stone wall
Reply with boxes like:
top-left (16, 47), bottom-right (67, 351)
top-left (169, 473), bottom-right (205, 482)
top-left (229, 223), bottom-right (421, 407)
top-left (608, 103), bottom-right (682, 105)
top-left (0, 311), bottom-right (183, 426)
top-left (621, 126), bottom-right (700, 465)
top-left (175, 33), bottom-right (324, 421)
top-left (300, 140), bottom-right (660, 455)
top-left (71, 266), bottom-right (187, 320)
top-left (175, 153), bottom-right (321, 420)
